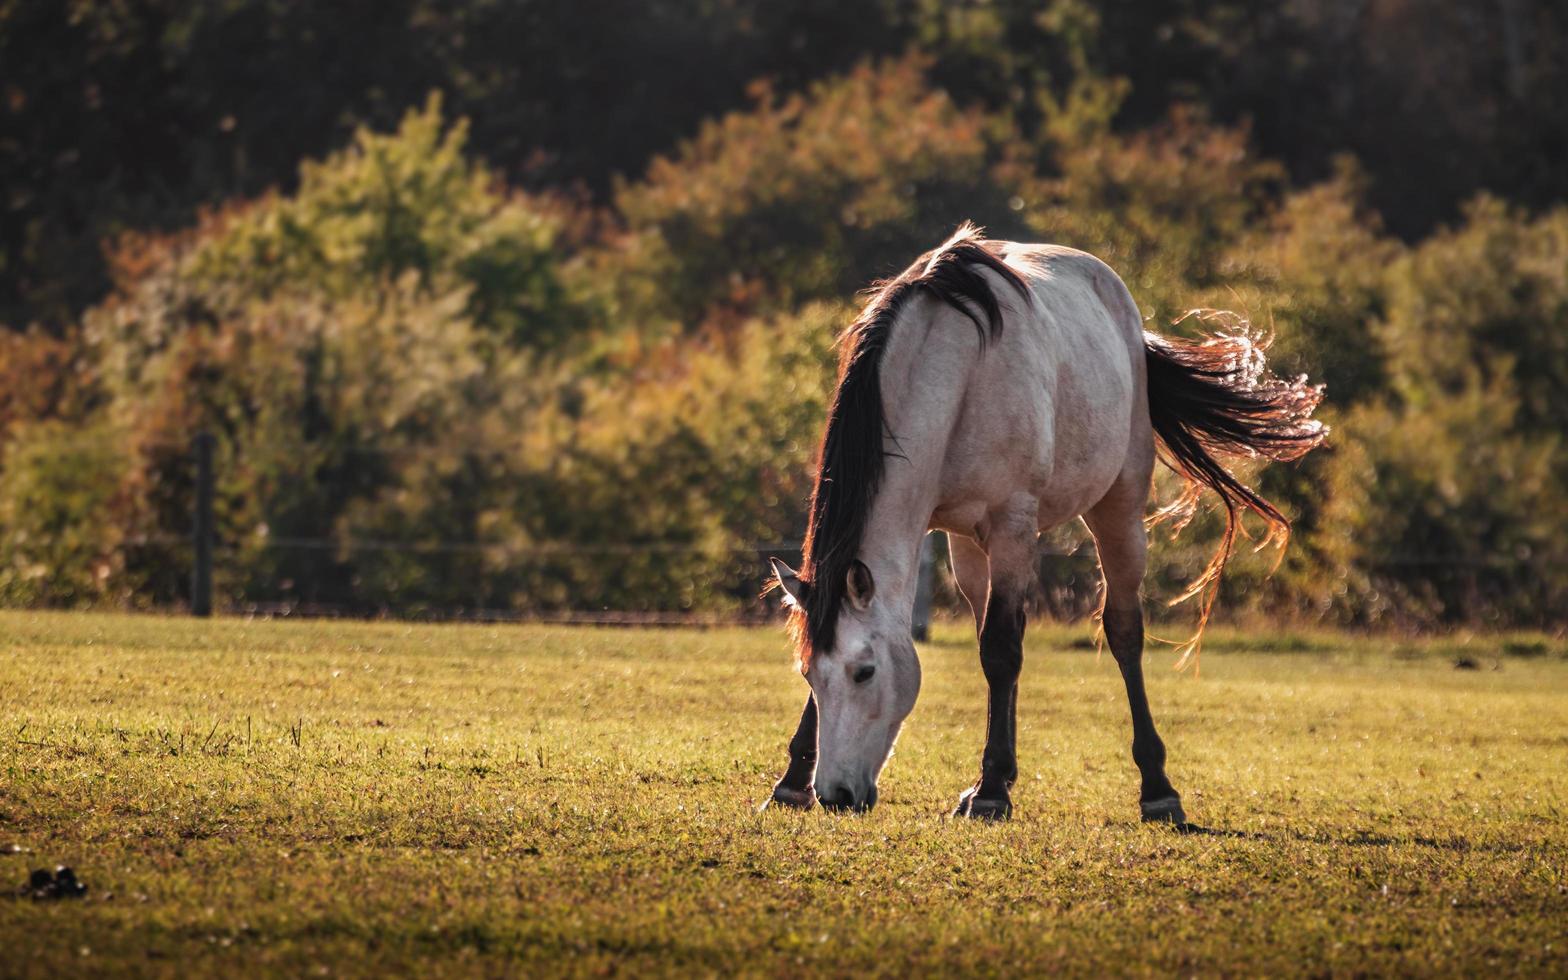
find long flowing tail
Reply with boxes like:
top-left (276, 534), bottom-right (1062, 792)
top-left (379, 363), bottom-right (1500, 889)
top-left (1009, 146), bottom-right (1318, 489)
top-left (1143, 318), bottom-right (1327, 668)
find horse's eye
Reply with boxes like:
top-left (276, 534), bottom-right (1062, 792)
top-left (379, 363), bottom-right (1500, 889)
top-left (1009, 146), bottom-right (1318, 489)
top-left (852, 664), bottom-right (876, 684)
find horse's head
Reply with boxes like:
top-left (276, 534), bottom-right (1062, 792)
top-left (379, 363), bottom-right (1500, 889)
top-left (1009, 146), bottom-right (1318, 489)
top-left (771, 557), bottom-right (921, 812)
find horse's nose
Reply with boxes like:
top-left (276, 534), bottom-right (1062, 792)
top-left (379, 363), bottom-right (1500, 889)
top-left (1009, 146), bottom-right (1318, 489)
top-left (820, 784), bottom-right (877, 813)
top-left (819, 784), bottom-right (857, 812)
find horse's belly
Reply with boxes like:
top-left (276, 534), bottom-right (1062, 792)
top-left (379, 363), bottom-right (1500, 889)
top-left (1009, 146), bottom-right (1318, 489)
top-left (1033, 422), bottom-right (1128, 528)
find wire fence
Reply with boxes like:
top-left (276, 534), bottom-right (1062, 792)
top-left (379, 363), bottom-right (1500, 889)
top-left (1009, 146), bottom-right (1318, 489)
top-left (128, 529), bottom-right (1106, 628)
top-left (10, 430), bottom-right (1566, 628)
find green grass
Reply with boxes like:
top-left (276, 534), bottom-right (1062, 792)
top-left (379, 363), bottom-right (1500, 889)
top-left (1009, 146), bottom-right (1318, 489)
top-left (2, 611), bottom-right (1566, 977)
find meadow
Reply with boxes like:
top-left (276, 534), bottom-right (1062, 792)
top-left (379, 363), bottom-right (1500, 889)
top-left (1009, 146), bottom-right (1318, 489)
top-left (1, 610), bottom-right (1565, 976)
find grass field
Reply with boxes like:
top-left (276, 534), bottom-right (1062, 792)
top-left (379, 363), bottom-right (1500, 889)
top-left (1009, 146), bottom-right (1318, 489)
top-left (2, 611), bottom-right (1566, 977)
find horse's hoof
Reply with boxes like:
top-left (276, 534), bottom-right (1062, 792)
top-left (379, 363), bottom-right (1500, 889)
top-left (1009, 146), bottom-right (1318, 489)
top-left (761, 783), bottom-right (816, 812)
top-left (1140, 796), bottom-right (1187, 825)
top-left (954, 786), bottom-right (1012, 821)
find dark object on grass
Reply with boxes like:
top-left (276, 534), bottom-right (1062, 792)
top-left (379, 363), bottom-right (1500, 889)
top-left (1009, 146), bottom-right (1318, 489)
top-left (20, 866), bottom-right (87, 900)
top-left (1454, 657), bottom-right (1480, 670)
top-left (53, 866), bottom-right (87, 897)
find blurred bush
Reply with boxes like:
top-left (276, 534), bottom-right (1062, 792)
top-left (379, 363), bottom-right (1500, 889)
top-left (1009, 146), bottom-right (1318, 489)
top-left (1380, 197), bottom-right (1568, 445)
top-left (1331, 382), bottom-right (1565, 627)
top-left (613, 56), bottom-right (1030, 327)
top-left (187, 95), bottom-right (591, 351)
top-left (0, 420), bottom-right (137, 606)
top-left (0, 330), bottom-right (80, 440)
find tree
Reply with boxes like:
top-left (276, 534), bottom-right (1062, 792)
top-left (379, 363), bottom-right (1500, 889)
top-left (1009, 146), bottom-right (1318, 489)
top-left (613, 56), bottom-right (1031, 328)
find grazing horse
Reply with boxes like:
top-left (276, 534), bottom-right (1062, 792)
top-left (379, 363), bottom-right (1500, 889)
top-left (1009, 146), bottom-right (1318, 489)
top-left (766, 224), bottom-right (1325, 821)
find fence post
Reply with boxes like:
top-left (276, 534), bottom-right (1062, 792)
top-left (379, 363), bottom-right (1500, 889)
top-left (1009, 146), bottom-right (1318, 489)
top-left (910, 531), bottom-right (935, 642)
top-left (191, 432), bottom-right (215, 617)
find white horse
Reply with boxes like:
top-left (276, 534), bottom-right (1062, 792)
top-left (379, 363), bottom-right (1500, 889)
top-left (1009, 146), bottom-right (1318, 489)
top-left (766, 224), bottom-right (1324, 821)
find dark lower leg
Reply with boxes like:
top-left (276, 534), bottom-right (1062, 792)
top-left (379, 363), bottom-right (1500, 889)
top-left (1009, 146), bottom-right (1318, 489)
top-left (1103, 603), bottom-right (1182, 816)
top-left (769, 695), bottom-right (817, 808)
top-left (957, 596), bottom-right (1024, 818)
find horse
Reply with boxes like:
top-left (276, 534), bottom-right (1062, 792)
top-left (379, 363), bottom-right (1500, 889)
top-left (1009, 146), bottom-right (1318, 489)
top-left (765, 224), bottom-right (1325, 821)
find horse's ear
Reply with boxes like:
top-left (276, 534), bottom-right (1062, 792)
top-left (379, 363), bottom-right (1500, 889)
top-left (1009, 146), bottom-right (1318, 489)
top-left (845, 559), bottom-right (875, 611)
top-left (770, 558), bottom-right (807, 609)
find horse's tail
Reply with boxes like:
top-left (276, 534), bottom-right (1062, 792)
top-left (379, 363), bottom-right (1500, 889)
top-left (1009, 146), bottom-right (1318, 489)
top-left (1143, 321), bottom-right (1327, 668)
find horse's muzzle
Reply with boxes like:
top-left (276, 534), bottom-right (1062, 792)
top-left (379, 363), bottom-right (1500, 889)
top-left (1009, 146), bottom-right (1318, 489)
top-left (818, 783), bottom-right (877, 814)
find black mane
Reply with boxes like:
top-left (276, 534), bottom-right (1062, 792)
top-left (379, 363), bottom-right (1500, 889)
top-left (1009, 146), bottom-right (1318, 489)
top-left (790, 224), bottom-right (1028, 663)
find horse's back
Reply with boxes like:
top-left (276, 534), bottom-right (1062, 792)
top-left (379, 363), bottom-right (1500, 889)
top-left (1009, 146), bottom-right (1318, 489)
top-left (999, 242), bottom-right (1146, 353)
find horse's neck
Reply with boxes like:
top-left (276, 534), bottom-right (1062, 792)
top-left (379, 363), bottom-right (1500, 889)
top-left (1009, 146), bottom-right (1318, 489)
top-left (859, 301), bottom-right (978, 614)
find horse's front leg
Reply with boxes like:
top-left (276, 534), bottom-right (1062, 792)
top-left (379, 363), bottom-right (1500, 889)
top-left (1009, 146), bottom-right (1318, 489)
top-left (955, 521), bottom-right (1034, 820)
top-left (764, 694), bottom-right (818, 810)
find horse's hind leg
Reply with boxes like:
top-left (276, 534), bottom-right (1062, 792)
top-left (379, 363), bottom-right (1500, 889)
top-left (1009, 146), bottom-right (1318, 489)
top-left (1085, 483), bottom-right (1186, 825)
top-left (764, 695), bottom-right (818, 810)
top-left (948, 532), bottom-right (990, 636)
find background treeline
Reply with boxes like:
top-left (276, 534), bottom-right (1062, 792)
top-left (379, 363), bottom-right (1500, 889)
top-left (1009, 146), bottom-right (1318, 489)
top-left (2, 0), bottom-right (1565, 628)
